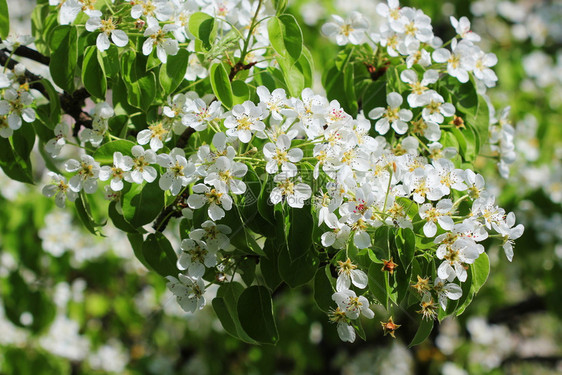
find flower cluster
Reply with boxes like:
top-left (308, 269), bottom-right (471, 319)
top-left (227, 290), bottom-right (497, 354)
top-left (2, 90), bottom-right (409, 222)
top-left (0, 61), bottom-right (36, 139)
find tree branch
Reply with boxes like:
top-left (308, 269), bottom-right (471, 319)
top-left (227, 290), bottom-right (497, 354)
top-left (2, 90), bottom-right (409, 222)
top-left (1, 45), bottom-right (51, 65)
top-left (488, 295), bottom-right (546, 325)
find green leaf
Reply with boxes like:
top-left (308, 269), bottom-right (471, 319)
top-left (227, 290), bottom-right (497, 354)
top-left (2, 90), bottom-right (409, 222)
top-left (368, 262), bottom-right (388, 307)
top-left (82, 46), bottom-right (107, 100)
top-left (471, 252), bottom-right (490, 293)
top-left (261, 238), bottom-right (283, 291)
top-left (109, 201), bottom-right (138, 233)
top-left (313, 266), bottom-right (334, 313)
top-left (159, 48), bottom-right (189, 94)
top-left (12, 123), bottom-right (36, 162)
top-left (232, 80), bottom-right (249, 105)
top-left (273, 0), bottom-right (288, 14)
top-left (214, 282), bottom-right (258, 344)
top-left (0, 137), bottom-right (34, 183)
top-left (122, 182), bottom-right (165, 228)
top-left (93, 140), bottom-right (135, 165)
top-left (74, 193), bottom-right (103, 236)
top-left (128, 233), bottom-right (151, 270)
top-left (396, 228), bottom-right (415, 272)
top-left (268, 15), bottom-right (303, 63)
top-left (409, 318), bottom-right (434, 347)
top-left (49, 25), bottom-right (78, 92)
top-left (120, 50), bottom-right (156, 111)
top-left (142, 233), bottom-right (178, 277)
top-left (188, 12), bottom-right (217, 51)
top-left (238, 256), bottom-right (257, 286)
top-left (237, 286), bottom-right (279, 344)
top-left (210, 63), bottom-right (233, 109)
top-left (287, 205), bottom-right (313, 260)
top-left (0, 0), bottom-right (9, 39)
top-left (39, 79), bottom-right (61, 128)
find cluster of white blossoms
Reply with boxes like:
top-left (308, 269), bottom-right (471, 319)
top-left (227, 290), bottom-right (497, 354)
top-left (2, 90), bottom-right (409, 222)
top-left (52, 0), bottom-right (274, 75)
top-left (0, 60), bottom-right (36, 139)
top-left (41, 76), bottom-right (523, 336)
top-left (322, 0), bottom-right (498, 87)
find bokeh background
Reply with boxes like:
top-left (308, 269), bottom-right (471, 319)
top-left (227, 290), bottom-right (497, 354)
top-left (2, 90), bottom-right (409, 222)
top-left (1, 0), bottom-right (562, 374)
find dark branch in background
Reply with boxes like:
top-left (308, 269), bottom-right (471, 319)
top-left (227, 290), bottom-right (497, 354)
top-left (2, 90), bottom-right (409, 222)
top-left (488, 295), bottom-right (546, 325)
top-left (501, 355), bottom-right (562, 368)
top-left (0, 49), bottom-right (92, 136)
top-left (1, 45), bottom-right (51, 65)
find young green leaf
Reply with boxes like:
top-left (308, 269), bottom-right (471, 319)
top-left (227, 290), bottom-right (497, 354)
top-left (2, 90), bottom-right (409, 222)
top-left (210, 63), bottom-right (233, 109)
top-left (141, 233), bottom-right (178, 277)
top-left (0, 0), bottom-right (9, 39)
top-left (82, 46), bottom-right (107, 100)
top-left (237, 286), bottom-right (279, 344)
top-left (159, 48), bottom-right (189, 94)
top-left (49, 25), bottom-right (78, 93)
top-left (267, 15), bottom-right (303, 63)
top-left (408, 318), bottom-right (434, 347)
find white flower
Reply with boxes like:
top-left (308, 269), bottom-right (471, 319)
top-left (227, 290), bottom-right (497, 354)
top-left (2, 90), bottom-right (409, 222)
top-left (85, 16), bottom-right (129, 51)
top-left (125, 145), bottom-right (158, 184)
top-left (45, 123), bottom-right (71, 157)
top-left (157, 148), bottom-right (195, 195)
top-left (177, 239), bottom-right (216, 278)
top-left (321, 11), bottom-right (369, 46)
top-left (187, 183), bottom-right (233, 221)
top-left (137, 122), bottom-right (170, 151)
top-left (166, 274), bottom-right (206, 313)
top-left (400, 69), bottom-right (439, 107)
top-left (59, 0), bottom-right (101, 25)
top-left (183, 98), bottom-right (223, 132)
top-left (492, 212), bottom-right (524, 262)
top-left (99, 152), bottom-right (134, 191)
top-left (256, 86), bottom-right (293, 121)
top-left (419, 91), bottom-right (455, 124)
top-left (336, 258), bottom-right (368, 292)
top-left (65, 154), bottom-right (101, 193)
top-left (142, 17), bottom-right (179, 64)
top-left (450, 16), bottom-right (481, 42)
top-left (42, 172), bottom-right (78, 208)
top-left (80, 103), bottom-right (113, 146)
top-left (189, 220), bottom-right (231, 252)
top-left (419, 199), bottom-right (454, 237)
top-left (368, 92), bottom-right (412, 135)
top-left (395, 8), bottom-right (433, 45)
top-left (436, 238), bottom-right (480, 282)
top-left (224, 101), bottom-right (267, 143)
top-left (432, 39), bottom-right (475, 83)
top-left (263, 134), bottom-right (303, 176)
top-left (0, 88), bottom-right (35, 131)
top-left (270, 173), bottom-right (312, 208)
top-left (130, 0), bottom-right (172, 21)
top-left (204, 156), bottom-right (247, 195)
top-left (321, 213), bottom-right (351, 250)
top-left (185, 54), bottom-right (208, 81)
top-left (473, 51), bottom-right (498, 88)
top-left (332, 289), bottom-right (374, 319)
top-left (433, 277), bottom-right (462, 310)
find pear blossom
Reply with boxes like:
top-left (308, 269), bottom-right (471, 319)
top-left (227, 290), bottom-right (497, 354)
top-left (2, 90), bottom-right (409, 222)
top-left (436, 238), bottom-right (481, 282)
top-left (332, 289), bottom-right (374, 319)
top-left (270, 173), bottom-right (312, 208)
top-left (204, 156), bottom-right (247, 195)
top-left (99, 152), bottom-right (134, 191)
top-left (137, 122), bottom-right (171, 151)
top-left (142, 17), bottom-right (179, 64)
top-left (321, 12), bottom-right (369, 46)
top-left (336, 258), bottom-right (368, 291)
top-left (183, 98), bottom-right (223, 132)
top-left (187, 183), bottom-right (233, 221)
top-left (42, 173), bottom-right (78, 208)
top-left (419, 199), bottom-right (455, 237)
top-left (0, 88), bottom-right (35, 132)
top-left (368, 92), bottom-right (412, 135)
top-left (432, 39), bottom-right (475, 83)
top-left (419, 92), bottom-right (455, 124)
top-left (130, 0), bottom-right (173, 21)
top-left (321, 213), bottom-right (351, 250)
top-left (59, 0), bottom-right (101, 25)
top-left (85, 16), bottom-right (129, 51)
top-left (189, 220), bottom-right (231, 252)
top-left (223, 101), bottom-right (267, 143)
top-left (64, 155), bottom-right (101, 194)
top-left (80, 102), bottom-right (114, 146)
top-left (329, 308), bottom-right (355, 343)
top-left (492, 212), bottom-right (524, 262)
top-left (400, 69), bottom-right (439, 107)
top-left (126, 145), bottom-right (158, 184)
top-left (157, 148), bottom-right (195, 195)
top-left (263, 135), bottom-right (303, 176)
top-left (166, 274), bottom-right (206, 313)
top-left (177, 239), bottom-right (216, 278)
top-left (473, 51), bottom-right (498, 88)
top-left (450, 16), bottom-right (481, 42)
top-left (433, 277), bottom-right (462, 310)
top-left (45, 123), bottom-right (71, 157)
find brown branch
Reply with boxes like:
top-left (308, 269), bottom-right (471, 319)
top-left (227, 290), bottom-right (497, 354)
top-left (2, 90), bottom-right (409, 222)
top-left (1, 45), bottom-right (51, 65)
top-left (229, 61), bottom-right (257, 81)
top-left (488, 295), bottom-right (546, 325)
